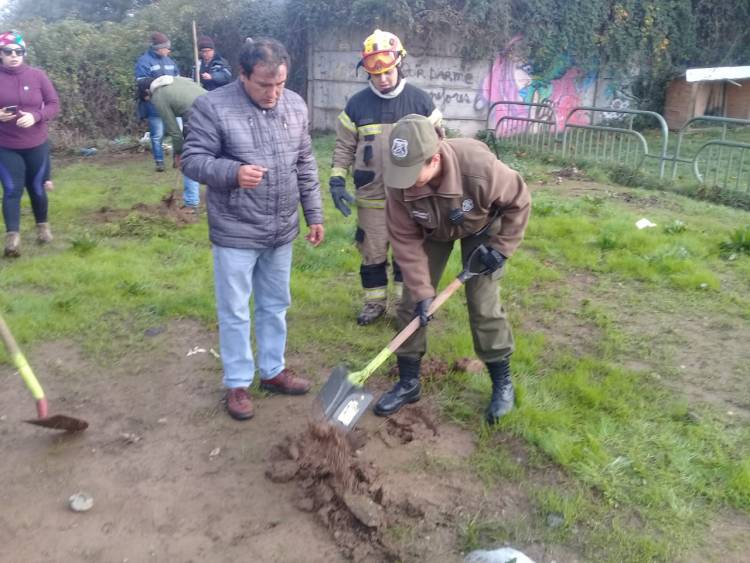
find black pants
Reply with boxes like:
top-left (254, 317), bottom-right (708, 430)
top-left (0, 141), bottom-right (50, 232)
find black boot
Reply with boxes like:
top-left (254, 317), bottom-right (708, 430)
top-left (374, 356), bottom-right (421, 416)
top-left (486, 358), bottom-right (515, 424)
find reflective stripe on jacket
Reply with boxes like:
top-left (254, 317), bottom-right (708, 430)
top-left (331, 81), bottom-right (440, 202)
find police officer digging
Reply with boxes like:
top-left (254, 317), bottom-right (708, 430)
top-left (377, 114), bottom-right (531, 424)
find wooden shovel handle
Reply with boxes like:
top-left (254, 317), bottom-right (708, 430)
top-left (385, 277), bottom-right (465, 354)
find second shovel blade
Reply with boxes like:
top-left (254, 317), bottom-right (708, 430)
top-left (25, 414), bottom-right (89, 432)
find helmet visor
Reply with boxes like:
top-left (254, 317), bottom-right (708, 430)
top-left (362, 51), bottom-right (400, 75)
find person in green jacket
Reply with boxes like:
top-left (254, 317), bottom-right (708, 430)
top-left (140, 75), bottom-right (206, 210)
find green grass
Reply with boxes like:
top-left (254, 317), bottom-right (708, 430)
top-left (2, 134), bottom-right (749, 562)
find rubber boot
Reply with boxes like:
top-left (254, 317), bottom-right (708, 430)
top-left (4, 231), bottom-right (20, 257)
top-left (36, 223), bottom-right (53, 244)
top-left (485, 358), bottom-right (515, 424)
top-left (374, 356), bottom-right (421, 416)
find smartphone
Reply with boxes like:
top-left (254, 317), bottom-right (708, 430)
top-left (3, 106), bottom-right (18, 114)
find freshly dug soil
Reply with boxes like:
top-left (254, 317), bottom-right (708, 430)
top-left (266, 420), bottom-right (434, 561)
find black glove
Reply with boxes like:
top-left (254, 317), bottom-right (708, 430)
top-left (477, 244), bottom-right (507, 274)
top-left (414, 298), bottom-right (434, 327)
top-left (329, 176), bottom-right (354, 217)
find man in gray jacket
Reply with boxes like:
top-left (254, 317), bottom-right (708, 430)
top-left (182, 38), bottom-right (324, 421)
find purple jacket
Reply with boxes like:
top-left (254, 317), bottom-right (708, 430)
top-left (0, 64), bottom-right (60, 150)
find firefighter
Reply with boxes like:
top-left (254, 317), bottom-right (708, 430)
top-left (329, 30), bottom-right (442, 325)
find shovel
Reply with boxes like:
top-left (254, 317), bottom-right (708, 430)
top-left (316, 246), bottom-right (490, 431)
top-left (0, 312), bottom-right (88, 432)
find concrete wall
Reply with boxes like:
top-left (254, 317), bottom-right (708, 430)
top-left (308, 31), bottom-right (636, 137)
top-left (308, 31), bottom-right (491, 136)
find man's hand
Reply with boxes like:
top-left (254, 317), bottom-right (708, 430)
top-left (237, 164), bottom-right (267, 189)
top-left (173, 153), bottom-right (181, 169)
top-left (329, 176), bottom-right (354, 217)
top-left (201, 72), bottom-right (211, 81)
top-left (305, 224), bottom-right (324, 247)
top-left (477, 244), bottom-right (507, 274)
top-left (15, 111), bottom-right (36, 128)
top-left (0, 108), bottom-right (16, 123)
top-left (414, 298), bottom-right (434, 327)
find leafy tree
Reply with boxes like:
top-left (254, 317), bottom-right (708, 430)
top-left (3, 0), bottom-right (154, 23)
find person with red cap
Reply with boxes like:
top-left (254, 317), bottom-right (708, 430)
top-left (192, 35), bottom-right (232, 91)
top-left (134, 32), bottom-right (180, 172)
top-left (0, 30), bottom-right (60, 257)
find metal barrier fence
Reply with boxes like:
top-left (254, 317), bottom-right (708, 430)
top-left (560, 107), bottom-right (669, 177)
top-left (671, 116), bottom-right (750, 193)
top-left (486, 102), bottom-right (750, 193)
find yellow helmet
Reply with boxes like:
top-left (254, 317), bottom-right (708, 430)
top-left (358, 29), bottom-right (406, 75)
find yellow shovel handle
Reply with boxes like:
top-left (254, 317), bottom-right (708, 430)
top-left (0, 313), bottom-right (45, 400)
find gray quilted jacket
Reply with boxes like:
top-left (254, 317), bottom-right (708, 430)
top-left (182, 80), bottom-right (323, 249)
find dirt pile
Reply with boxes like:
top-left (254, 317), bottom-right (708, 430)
top-left (94, 189), bottom-right (199, 226)
top-left (266, 419), bottom-right (438, 561)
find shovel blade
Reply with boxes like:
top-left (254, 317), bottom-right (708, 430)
top-left (329, 389), bottom-right (374, 431)
top-left (25, 414), bottom-right (88, 432)
top-left (315, 365), bottom-right (374, 431)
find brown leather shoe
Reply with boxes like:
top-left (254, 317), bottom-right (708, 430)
top-left (260, 368), bottom-right (312, 395)
top-left (225, 388), bottom-right (254, 420)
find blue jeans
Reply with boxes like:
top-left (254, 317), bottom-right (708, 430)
top-left (213, 243), bottom-right (293, 388)
top-left (183, 175), bottom-right (200, 207)
top-left (176, 118), bottom-right (200, 206)
top-left (147, 113), bottom-right (164, 163)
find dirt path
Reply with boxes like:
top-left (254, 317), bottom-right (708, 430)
top-left (0, 321), bottom-right (577, 563)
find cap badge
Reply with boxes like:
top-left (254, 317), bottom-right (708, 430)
top-left (391, 138), bottom-right (409, 159)
top-left (461, 198), bottom-right (474, 212)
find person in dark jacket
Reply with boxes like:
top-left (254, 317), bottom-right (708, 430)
top-left (378, 114), bottom-right (531, 424)
top-left (134, 32), bottom-right (180, 172)
top-left (182, 38), bottom-right (324, 421)
top-left (192, 35), bottom-right (232, 91)
top-left (0, 30), bottom-right (60, 257)
top-left (329, 29), bottom-right (442, 326)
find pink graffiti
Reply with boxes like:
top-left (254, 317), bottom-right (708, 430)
top-left (481, 50), bottom-right (594, 135)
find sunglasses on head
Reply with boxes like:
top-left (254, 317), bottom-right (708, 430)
top-left (1, 47), bottom-right (25, 56)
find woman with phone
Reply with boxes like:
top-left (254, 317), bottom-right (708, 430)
top-left (0, 30), bottom-right (60, 257)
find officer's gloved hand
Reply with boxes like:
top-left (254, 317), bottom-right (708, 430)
top-left (414, 298), bottom-right (434, 327)
top-left (329, 176), bottom-right (354, 217)
top-left (477, 244), bottom-right (507, 274)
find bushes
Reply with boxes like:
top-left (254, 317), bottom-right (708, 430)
top-left (7, 0), bottom-right (292, 145)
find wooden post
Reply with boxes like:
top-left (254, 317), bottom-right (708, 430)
top-left (192, 21), bottom-right (200, 84)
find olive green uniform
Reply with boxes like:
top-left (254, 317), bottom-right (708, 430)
top-left (385, 138), bottom-right (531, 360)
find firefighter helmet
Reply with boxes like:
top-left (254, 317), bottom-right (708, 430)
top-left (358, 29), bottom-right (406, 75)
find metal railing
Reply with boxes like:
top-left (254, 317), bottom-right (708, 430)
top-left (486, 101), bottom-right (558, 155)
top-left (671, 116), bottom-right (750, 192)
top-left (561, 107), bottom-right (669, 177)
top-left (692, 141), bottom-right (750, 192)
top-left (483, 102), bottom-right (750, 193)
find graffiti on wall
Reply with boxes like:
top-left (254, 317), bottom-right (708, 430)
top-left (477, 37), bottom-right (637, 135)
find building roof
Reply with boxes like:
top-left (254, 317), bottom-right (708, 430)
top-left (686, 66), bottom-right (750, 83)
